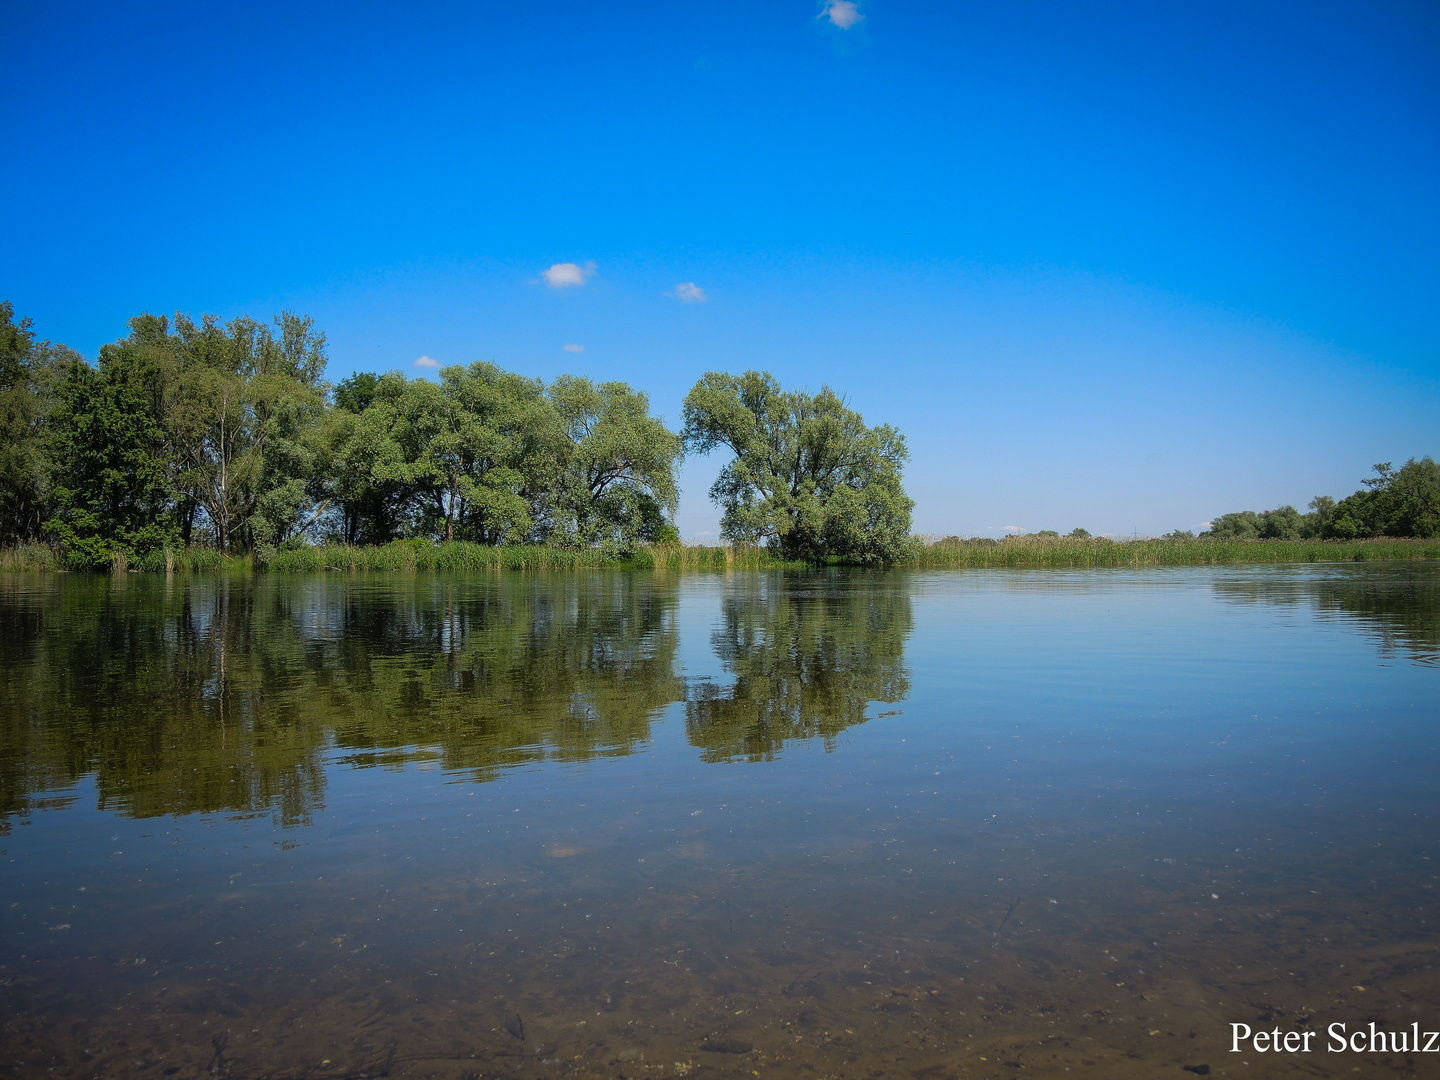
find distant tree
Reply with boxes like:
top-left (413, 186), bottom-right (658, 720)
top-left (681, 370), bottom-right (913, 563)
top-left (1205, 458), bottom-right (1438, 541)
top-left (1067, 527), bottom-right (1090, 539)
top-left (546, 375), bottom-right (682, 548)
top-left (1163, 529), bottom-right (1195, 540)
top-left (1035, 529), bottom-right (1059, 537)
top-left (1324, 459), bottom-right (1440, 538)
top-left (1206, 506), bottom-right (1302, 539)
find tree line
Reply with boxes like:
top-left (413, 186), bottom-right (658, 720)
top-left (0, 302), bottom-right (914, 568)
top-left (1206, 458), bottom-right (1440, 540)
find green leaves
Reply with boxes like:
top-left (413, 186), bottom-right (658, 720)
top-left (681, 369), bottom-right (913, 563)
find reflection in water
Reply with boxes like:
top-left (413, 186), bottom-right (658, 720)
top-left (685, 575), bottom-right (911, 761)
top-left (2, 566), bottom-right (1437, 1080)
top-left (1213, 563), bottom-right (1440, 665)
top-left (0, 575), bottom-right (689, 826)
top-left (0, 571), bottom-right (910, 827)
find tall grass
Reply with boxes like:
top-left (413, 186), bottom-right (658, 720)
top-left (903, 534), bottom-right (1440, 568)
top-left (6, 536), bottom-right (1436, 574)
top-left (264, 540), bottom-right (799, 573)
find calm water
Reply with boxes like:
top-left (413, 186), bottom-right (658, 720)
top-left (1, 565), bottom-right (1437, 1079)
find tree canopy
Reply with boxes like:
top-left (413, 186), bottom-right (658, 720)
top-left (1206, 458), bottom-right (1440, 540)
top-left (0, 302), bottom-right (691, 567)
top-left (681, 370), bottom-right (913, 563)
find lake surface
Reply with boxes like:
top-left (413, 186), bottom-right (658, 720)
top-left (1, 565), bottom-right (1437, 1079)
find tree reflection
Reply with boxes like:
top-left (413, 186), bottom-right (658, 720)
top-left (0, 573), bottom-right (683, 828)
top-left (684, 574), bottom-right (913, 762)
top-left (1213, 565), bottom-right (1440, 665)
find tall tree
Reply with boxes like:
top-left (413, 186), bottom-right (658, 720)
top-left (45, 344), bottom-right (175, 567)
top-left (0, 302), bottom-right (79, 544)
top-left (682, 370), bottom-right (913, 562)
top-left (385, 363), bottom-right (565, 544)
top-left (546, 375), bottom-right (682, 548)
top-left (127, 311), bottom-right (329, 552)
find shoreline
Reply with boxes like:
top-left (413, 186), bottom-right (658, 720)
top-left (2, 536), bottom-right (1438, 574)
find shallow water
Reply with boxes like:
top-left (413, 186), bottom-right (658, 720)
top-left (1, 565), bottom-right (1437, 1079)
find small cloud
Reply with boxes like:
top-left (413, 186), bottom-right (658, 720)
top-left (1002, 525), bottom-right (1023, 533)
top-left (672, 282), bottom-right (707, 303)
top-left (414, 355), bottom-right (440, 369)
top-left (541, 261), bottom-right (596, 289)
top-left (821, 0), bottom-right (863, 29)
top-left (563, 343), bottom-right (585, 353)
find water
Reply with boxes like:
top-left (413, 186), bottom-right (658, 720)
top-left (1, 565), bottom-right (1436, 1078)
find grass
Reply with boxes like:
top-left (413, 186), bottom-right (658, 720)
top-left (903, 534), bottom-right (1440, 568)
top-left (4, 535), bottom-right (1436, 574)
top-left (264, 540), bottom-right (797, 573)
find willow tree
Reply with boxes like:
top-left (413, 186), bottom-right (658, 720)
top-left (546, 375), bottom-right (682, 548)
top-left (126, 311), bottom-right (328, 553)
top-left (383, 363), bottom-right (565, 544)
top-left (682, 370), bottom-right (913, 563)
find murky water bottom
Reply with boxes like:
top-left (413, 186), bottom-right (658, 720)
top-left (3, 567), bottom-right (1438, 1078)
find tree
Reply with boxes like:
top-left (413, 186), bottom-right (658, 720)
top-left (1325, 459), bottom-right (1440, 538)
top-left (545, 375), bottom-right (682, 549)
top-left (1067, 527), bottom-right (1091, 538)
top-left (681, 370), bottom-right (913, 563)
top-left (45, 344), bottom-right (175, 567)
top-left (127, 311), bottom-right (329, 553)
top-left (319, 373), bottom-right (412, 544)
top-left (384, 363), bottom-right (565, 544)
top-left (0, 302), bottom-right (80, 544)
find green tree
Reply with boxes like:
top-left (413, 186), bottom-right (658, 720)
top-left (44, 345), bottom-right (175, 568)
top-left (127, 311), bottom-right (329, 553)
top-left (319, 373), bottom-right (412, 544)
top-left (681, 370), bottom-right (913, 563)
top-left (545, 375), bottom-right (682, 549)
top-left (1325, 459), bottom-right (1440, 538)
top-left (385, 363), bottom-right (565, 544)
top-left (0, 302), bottom-right (80, 544)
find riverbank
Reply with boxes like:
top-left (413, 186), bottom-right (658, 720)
top-left (3, 535), bottom-right (1438, 573)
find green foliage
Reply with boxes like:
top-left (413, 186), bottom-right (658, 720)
top-left (1067, 527), bottom-right (1090, 538)
top-left (910, 534), bottom-right (1440, 567)
top-left (1324, 459), bottom-right (1440, 539)
top-left (546, 375), bottom-right (683, 550)
top-left (383, 362), bottom-right (563, 543)
top-left (0, 302), bottom-right (80, 544)
top-left (1035, 529), bottom-right (1060, 537)
top-left (44, 345), bottom-right (176, 569)
top-left (685, 573), bottom-right (912, 762)
top-left (1208, 458), bottom-right (1439, 542)
top-left (682, 370), bottom-right (913, 563)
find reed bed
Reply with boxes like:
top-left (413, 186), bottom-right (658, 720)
top-left (264, 541), bottom-right (797, 573)
top-left (5, 536), bottom-right (1435, 574)
top-left (904, 535), bottom-right (1440, 568)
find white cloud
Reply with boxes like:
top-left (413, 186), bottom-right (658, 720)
top-left (414, 355), bottom-right (440, 369)
top-left (821, 0), bottom-right (863, 29)
top-left (672, 282), bottom-right (708, 303)
top-left (541, 261), bottom-right (596, 288)
top-left (564, 343), bottom-right (585, 353)
top-left (1002, 525), bottom-right (1023, 533)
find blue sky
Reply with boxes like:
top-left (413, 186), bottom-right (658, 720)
top-left (3, 0), bottom-right (1436, 538)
